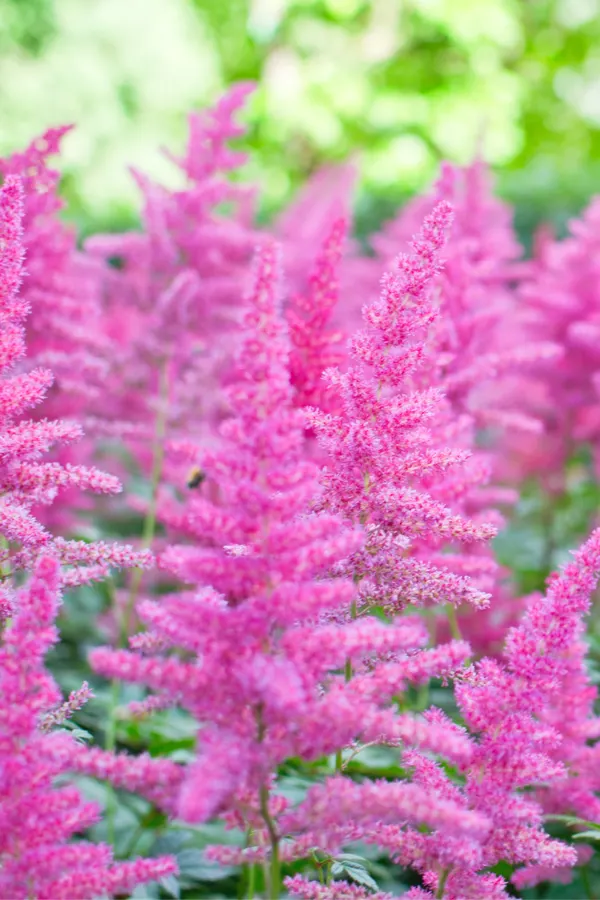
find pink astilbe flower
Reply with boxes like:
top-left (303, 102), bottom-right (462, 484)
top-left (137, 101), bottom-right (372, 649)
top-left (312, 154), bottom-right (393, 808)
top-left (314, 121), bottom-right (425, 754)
top-left (0, 127), bottom-right (108, 403)
top-left (0, 556), bottom-right (176, 900)
top-left (307, 201), bottom-right (496, 615)
top-left (90, 241), bottom-right (480, 895)
top-left (0, 128), bottom-right (115, 533)
top-left (0, 175), bottom-right (151, 584)
top-left (288, 216), bottom-right (349, 415)
top-left (513, 195), bottom-right (600, 487)
top-left (368, 161), bottom-right (560, 491)
top-left (362, 162), bottom-right (560, 650)
top-left (285, 874), bottom-right (393, 900)
top-left (274, 161), bottom-right (357, 290)
top-left (84, 83), bottom-right (259, 472)
top-left (363, 527), bottom-right (600, 897)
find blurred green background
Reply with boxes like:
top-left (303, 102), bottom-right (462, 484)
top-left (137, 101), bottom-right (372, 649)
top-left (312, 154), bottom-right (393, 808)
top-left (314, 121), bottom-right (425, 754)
top-left (2, 0), bottom-right (600, 242)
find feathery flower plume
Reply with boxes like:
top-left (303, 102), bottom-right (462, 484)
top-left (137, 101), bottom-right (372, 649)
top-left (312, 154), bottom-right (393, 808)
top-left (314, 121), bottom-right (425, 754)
top-left (513, 195), bottom-right (600, 488)
top-left (91, 241), bottom-right (479, 898)
top-left (358, 527), bottom-right (600, 898)
top-left (0, 175), bottom-right (151, 586)
top-left (0, 555), bottom-right (176, 899)
top-left (306, 200), bottom-right (495, 616)
top-left (288, 216), bottom-right (349, 415)
top-left (84, 82), bottom-right (259, 466)
top-left (0, 127), bottom-right (108, 404)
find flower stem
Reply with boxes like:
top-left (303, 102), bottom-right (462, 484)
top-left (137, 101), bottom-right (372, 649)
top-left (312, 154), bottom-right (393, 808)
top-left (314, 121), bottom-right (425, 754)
top-left (335, 596), bottom-right (358, 772)
top-left (104, 675), bottom-right (120, 846)
top-left (259, 783), bottom-right (280, 899)
top-left (122, 359), bottom-right (169, 642)
top-left (446, 604), bottom-right (463, 642)
top-left (436, 868), bottom-right (450, 899)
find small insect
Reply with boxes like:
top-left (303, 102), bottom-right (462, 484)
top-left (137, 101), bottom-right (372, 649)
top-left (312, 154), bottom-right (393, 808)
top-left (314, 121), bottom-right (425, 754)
top-left (187, 466), bottom-right (206, 489)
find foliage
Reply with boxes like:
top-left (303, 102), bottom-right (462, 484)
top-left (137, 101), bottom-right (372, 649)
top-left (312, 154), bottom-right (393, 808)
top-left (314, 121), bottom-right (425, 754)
top-left (2, 0), bottom-right (600, 238)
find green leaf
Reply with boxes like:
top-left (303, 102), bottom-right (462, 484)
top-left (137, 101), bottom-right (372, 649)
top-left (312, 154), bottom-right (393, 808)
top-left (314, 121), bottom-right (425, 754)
top-left (177, 848), bottom-right (236, 883)
top-left (331, 856), bottom-right (380, 892)
top-left (545, 814), bottom-right (600, 830)
top-left (159, 874), bottom-right (180, 899)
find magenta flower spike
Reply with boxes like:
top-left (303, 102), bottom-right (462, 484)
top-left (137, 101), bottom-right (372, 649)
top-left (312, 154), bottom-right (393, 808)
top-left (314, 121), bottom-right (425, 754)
top-left (90, 240), bottom-right (481, 898)
top-left (0, 556), bottom-right (176, 899)
top-left (0, 174), bottom-right (151, 588)
top-left (306, 201), bottom-right (496, 616)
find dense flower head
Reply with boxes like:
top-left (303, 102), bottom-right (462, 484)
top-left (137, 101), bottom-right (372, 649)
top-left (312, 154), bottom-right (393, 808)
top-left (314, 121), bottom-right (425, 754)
top-left (0, 175), bottom-right (151, 585)
top-left (83, 83), bottom-right (260, 472)
top-left (0, 555), bottom-right (176, 899)
top-left (512, 195), bottom-right (600, 486)
top-left (359, 526), bottom-right (600, 898)
top-left (307, 200), bottom-right (496, 615)
top-left (90, 240), bottom-right (480, 896)
top-left (287, 215), bottom-right (348, 415)
top-left (0, 127), bottom-right (108, 404)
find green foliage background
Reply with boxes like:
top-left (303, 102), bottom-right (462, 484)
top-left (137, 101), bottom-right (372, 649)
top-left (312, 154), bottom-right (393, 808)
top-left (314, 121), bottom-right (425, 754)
top-left (2, 0), bottom-right (600, 241)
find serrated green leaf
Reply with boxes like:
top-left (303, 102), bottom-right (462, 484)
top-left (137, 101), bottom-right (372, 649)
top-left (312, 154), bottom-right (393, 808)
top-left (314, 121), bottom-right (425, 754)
top-left (331, 857), bottom-right (380, 892)
top-left (159, 874), bottom-right (180, 899)
top-left (177, 848), bottom-right (236, 882)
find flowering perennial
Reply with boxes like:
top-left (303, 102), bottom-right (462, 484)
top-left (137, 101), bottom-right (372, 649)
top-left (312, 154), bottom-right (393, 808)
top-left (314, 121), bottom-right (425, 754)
top-left (0, 556), bottom-right (176, 899)
top-left (0, 175), bottom-right (150, 588)
top-left (2, 85), bottom-right (600, 900)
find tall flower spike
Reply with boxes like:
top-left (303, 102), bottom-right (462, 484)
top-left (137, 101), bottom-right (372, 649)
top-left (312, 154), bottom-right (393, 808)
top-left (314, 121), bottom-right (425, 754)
top-left (0, 128), bottom-right (109, 404)
top-left (511, 195), bottom-right (600, 489)
top-left (0, 556), bottom-right (176, 899)
top-left (91, 241), bottom-right (479, 898)
top-left (307, 201), bottom-right (496, 616)
top-left (288, 216), bottom-right (348, 415)
top-left (83, 83), bottom-right (259, 476)
top-left (359, 526), bottom-right (600, 898)
top-left (0, 175), bottom-right (151, 587)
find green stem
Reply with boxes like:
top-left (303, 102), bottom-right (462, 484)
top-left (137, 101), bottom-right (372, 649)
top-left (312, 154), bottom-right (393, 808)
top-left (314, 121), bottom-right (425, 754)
top-left (581, 863), bottom-right (594, 900)
top-left (259, 783), bottom-right (280, 900)
top-left (416, 678), bottom-right (429, 711)
top-left (255, 707), bottom-right (280, 899)
top-left (104, 676), bottom-right (120, 846)
top-left (436, 868), bottom-right (450, 899)
top-left (446, 604), bottom-right (463, 642)
top-left (335, 597), bottom-right (358, 773)
top-left (122, 359), bottom-right (169, 642)
top-left (246, 861), bottom-right (256, 900)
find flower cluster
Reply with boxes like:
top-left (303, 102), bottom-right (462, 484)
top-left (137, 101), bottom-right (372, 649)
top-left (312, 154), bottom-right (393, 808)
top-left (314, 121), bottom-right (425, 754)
top-left (90, 239), bottom-right (477, 897)
top-left (3, 84), bottom-right (600, 900)
top-left (0, 175), bottom-right (150, 589)
top-left (0, 556), bottom-right (176, 899)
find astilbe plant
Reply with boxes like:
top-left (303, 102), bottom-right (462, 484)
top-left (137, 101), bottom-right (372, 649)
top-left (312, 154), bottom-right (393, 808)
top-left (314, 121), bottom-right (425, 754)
top-left (513, 195), bottom-right (600, 488)
top-left (84, 82), bottom-right (259, 466)
top-left (287, 215), bottom-right (349, 416)
top-left (89, 240), bottom-right (483, 898)
top-left (0, 127), bottom-right (108, 407)
top-left (0, 175), bottom-right (151, 591)
top-left (0, 128), bottom-right (113, 533)
top-left (274, 161), bottom-right (357, 294)
top-left (307, 200), bottom-right (496, 619)
top-left (0, 555), bottom-right (177, 899)
top-left (372, 525), bottom-right (600, 899)
top-left (283, 505), bottom-right (600, 898)
top-left (369, 160), bottom-right (561, 485)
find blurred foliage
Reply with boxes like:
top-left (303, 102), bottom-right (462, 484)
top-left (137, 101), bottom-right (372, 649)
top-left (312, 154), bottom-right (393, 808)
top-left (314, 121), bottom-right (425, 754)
top-left (2, 0), bottom-right (600, 239)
